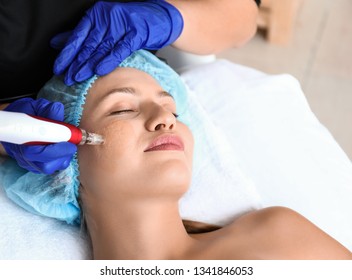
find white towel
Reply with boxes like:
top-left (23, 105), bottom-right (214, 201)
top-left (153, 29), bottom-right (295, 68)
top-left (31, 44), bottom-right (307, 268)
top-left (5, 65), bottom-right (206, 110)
top-left (0, 158), bottom-right (90, 260)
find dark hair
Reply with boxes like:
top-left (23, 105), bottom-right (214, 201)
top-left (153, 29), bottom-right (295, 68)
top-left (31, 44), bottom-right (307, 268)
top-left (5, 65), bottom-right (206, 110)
top-left (183, 220), bottom-right (221, 234)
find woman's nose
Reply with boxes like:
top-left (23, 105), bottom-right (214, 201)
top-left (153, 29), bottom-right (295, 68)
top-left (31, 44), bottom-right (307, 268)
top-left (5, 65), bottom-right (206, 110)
top-left (145, 104), bottom-right (176, 131)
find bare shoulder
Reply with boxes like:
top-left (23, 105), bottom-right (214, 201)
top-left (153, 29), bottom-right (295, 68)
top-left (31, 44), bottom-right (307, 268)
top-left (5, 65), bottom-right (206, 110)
top-left (217, 207), bottom-right (352, 259)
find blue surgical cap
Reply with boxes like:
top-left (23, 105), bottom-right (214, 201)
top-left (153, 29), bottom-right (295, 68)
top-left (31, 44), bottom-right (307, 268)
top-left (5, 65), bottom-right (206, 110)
top-left (0, 50), bottom-right (189, 225)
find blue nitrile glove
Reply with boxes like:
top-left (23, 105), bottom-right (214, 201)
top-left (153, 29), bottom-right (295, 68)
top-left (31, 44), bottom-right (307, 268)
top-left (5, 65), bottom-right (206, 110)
top-left (52, 0), bottom-right (184, 86)
top-left (1, 98), bottom-right (77, 174)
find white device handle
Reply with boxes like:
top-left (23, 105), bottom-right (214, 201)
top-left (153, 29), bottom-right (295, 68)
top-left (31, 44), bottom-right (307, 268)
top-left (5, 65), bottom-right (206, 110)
top-left (0, 111), bottom-right (72, 144)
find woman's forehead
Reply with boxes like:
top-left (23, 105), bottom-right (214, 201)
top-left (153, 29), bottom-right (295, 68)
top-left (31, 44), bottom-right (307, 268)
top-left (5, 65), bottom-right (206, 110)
top-left (90, 68), bottom-right (164, 95)
top-left (86, 68), bottom-right (173, 109)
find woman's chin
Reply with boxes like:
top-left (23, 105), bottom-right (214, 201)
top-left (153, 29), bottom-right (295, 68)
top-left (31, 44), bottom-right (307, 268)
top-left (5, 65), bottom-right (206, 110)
top-left (149, 159), bottom-right (191, 193)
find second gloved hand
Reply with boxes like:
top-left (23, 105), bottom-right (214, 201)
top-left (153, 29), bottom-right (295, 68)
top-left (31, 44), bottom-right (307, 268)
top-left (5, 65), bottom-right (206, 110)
top-left (52, 0), bottom-right (184, 86)
top-left (1, 98), bottom-right (77, 174)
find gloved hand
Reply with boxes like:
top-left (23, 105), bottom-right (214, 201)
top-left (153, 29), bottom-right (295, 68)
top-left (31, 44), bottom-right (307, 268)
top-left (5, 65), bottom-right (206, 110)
top-left (52, 0), bottom-right (183, 86)
top-left (1, 98), bottom-right (77, 174)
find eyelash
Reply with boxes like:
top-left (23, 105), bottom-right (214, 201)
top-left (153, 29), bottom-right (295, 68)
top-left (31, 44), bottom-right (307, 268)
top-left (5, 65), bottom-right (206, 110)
top-left (110, 110), bottom-right (179, 118)
top-left (110, 109), bottom-right (135, 115)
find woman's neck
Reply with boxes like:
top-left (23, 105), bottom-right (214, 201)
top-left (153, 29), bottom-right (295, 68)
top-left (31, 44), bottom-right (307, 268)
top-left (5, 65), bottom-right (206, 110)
top-left (83, 196), bottom-right (194, 259)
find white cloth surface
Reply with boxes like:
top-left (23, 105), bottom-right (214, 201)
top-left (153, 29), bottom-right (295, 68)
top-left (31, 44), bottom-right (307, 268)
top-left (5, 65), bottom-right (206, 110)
top-left (181, 59), bottom-right (352, 250)
top-left (0, 174), bottom-right (91, 259)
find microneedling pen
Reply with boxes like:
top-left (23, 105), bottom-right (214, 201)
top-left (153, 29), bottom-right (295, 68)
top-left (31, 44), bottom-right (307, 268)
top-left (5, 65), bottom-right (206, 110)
top-left (0, 111), bottom-right (104, 145)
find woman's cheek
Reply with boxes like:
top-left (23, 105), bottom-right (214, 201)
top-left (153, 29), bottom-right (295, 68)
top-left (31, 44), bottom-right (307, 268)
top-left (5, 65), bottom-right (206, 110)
top-left (179, 123), bottom-right (194, 170)
top-left (79, 121), bottom-right (139, 176)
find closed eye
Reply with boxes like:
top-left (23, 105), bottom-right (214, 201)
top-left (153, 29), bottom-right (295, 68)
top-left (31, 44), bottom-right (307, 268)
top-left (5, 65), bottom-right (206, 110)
top-left (110, 109), bottom-right (135, 115)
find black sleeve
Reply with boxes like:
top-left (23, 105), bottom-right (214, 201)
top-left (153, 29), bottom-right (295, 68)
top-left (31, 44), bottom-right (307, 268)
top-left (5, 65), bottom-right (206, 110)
top-left (0, 0), bottom-right (97, 102)
top-left (0, 0), bottom-right (146, 103)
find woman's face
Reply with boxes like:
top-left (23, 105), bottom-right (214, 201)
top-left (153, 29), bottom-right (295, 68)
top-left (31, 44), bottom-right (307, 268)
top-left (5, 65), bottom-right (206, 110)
top-left (78, 67), bottom-right (194, 201)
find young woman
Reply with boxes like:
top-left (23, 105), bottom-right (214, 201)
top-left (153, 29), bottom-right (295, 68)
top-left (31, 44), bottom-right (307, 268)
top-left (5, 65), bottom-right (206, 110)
top-left (2, 50), bottom-right (351, 260)
top-left (75, 63), bottom-right (351, 260)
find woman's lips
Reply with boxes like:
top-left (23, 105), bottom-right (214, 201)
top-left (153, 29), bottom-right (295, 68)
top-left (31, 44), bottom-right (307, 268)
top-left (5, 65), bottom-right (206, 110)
top-left (144, 134), bottom-right (184, 152)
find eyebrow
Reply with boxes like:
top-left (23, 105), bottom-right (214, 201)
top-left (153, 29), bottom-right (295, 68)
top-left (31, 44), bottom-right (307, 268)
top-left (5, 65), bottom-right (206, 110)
top-left (101, 87), bottom-right (174, 100)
